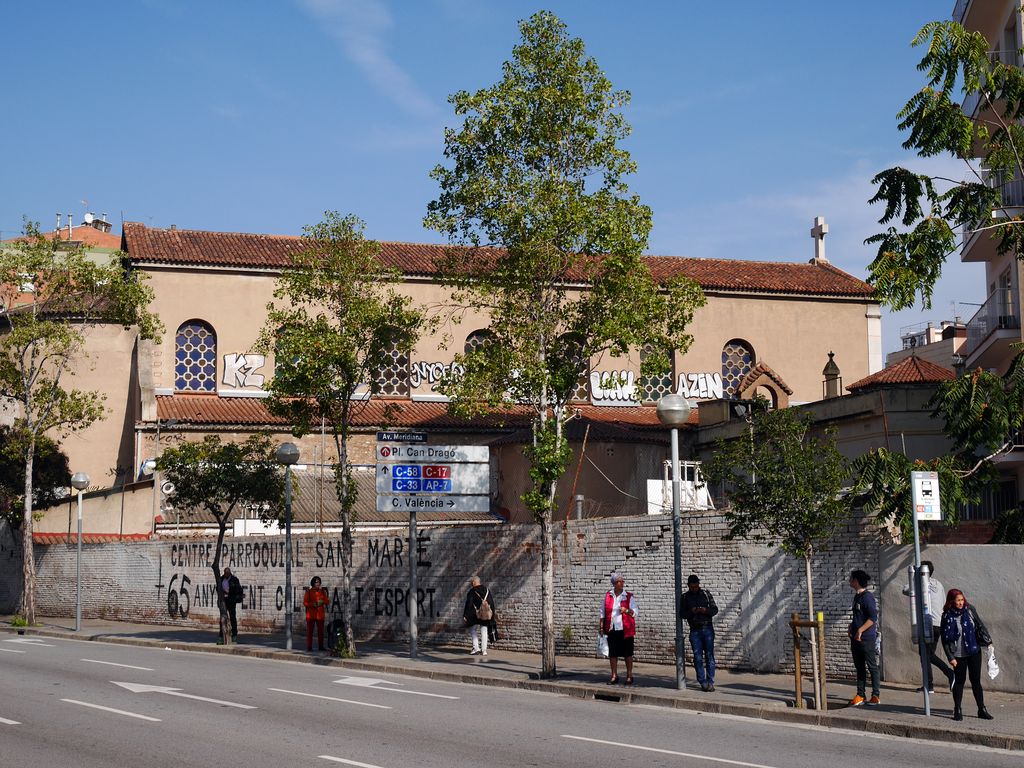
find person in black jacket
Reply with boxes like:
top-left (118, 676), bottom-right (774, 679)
top-left (220, 567), bottom-right (244, 640)
top-left (681, 574), bottom-right (719, 691)
top-left (941, 588), bottom-right (993, 721)
top-left (463, 576), bottom-right (496, 656)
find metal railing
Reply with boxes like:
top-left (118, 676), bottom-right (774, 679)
top-left (963, 288), bottom-right (1020, 358)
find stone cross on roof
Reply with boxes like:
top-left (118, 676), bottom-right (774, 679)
top-left (810, 216), bottom-right (829, 264)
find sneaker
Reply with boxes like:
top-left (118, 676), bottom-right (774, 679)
top-left (482, 651), bottom-right (487, 656)
top-left (867, 695), bottom-right (880, 706)
top-left (848, 695), bottom-right (865, 707)
top-left (978, 708), bottom-right (994, 720)
top-left (915, 686), bottom-right (934, 694)
top-left (699, 683), bottom-right (708, 692)
top-left (707, 683), bottom-right (716, 692)
top-left (470, 649), bottom-right (480, 655)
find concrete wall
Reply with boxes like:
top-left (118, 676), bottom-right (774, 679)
top-left (879, 544), bottom-right (1024, 692)
top-left (33, 480), bottom-right (156, 537)
top-left (4, 513), bottom-right (881, 679)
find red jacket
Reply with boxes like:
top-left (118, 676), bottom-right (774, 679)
top-left (304, 587), bottom-right (329, 622)
top-left (603, 590), bottom-right (636, 638)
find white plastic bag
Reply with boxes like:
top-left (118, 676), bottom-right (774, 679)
top-left (987, 646), bottom-right (1000, 680)
top-left (596, 633), bottom-right (609, 658)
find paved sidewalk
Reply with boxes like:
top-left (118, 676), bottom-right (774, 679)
top-left (3, 616), bottom-right (1023, 750)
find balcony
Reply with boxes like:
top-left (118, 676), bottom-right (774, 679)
top-left (961, 172), bottom-right (1024, 262)
top-left (962, 288), bottom-right (1022, 367)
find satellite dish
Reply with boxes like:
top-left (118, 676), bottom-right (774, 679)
top-left (161, 481), bottom-right (175, 495)
top-left (83, 213), bottom-right (94, 224)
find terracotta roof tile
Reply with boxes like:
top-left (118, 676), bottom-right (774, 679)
top-left (33, 532), bottom-right (151, 544)
top-left (123, 222), bottom-right (873, 298)
top-left (155, 395), bottom-right (676, 432)
top-left (4, 227), bottom-right (121, 249)
top-left (846, 356), bottom-right (955, 392)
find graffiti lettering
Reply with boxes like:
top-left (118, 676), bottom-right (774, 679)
top-left (373, 586), bottom-right (437, 617)
top-left (590, 370), bottom-right (638, 405)
top-left (223, 353), bottom-right (266, 388)
top-left (409, 361), bottom-right (464, 390)
top-left (368, 537), bottom-right (403, 567)
top-left (676, 372), bottom-right (724, 400)
top-left (167, 573), bottom-right (191, 618)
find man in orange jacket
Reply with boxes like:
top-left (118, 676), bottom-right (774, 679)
top-left (304, 576), bottom-right (330, 652)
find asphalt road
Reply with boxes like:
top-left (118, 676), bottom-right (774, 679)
top-left (2, 635), bottom-right (1020, 768)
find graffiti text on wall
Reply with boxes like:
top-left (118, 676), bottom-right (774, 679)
top-left (676, 372), bottom-right (724, 400)
top-left (409, 361), bottom-right (464, 389)
top-left (223, 353), bottom-right (266, 388)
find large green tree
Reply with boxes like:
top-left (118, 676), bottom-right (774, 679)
top-left (257, 211), bottom-right (425, 656)
top-left (158, 434), bottom-right (285, 645)
top-left (702, 406), bottom-right (849, 710)
top-left (866, 20), bottom-right (1024, 308)
top-left (0, 427), bottom-right (70, 530)
top-left (424, 11), bottom-right (704, 677)
top-left (0, 224), bottom-right (160, 624)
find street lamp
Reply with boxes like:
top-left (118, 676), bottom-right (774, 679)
top-left (275, 442), bottom-right (300, 651)
top-left (70, 472), bottom-right (90, 632)
top-left (657, 394), bottom-right (691, 690)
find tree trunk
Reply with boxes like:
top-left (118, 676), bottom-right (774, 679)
top-left (540, 509), bottom-right (556, 678)
top-left (338, 435), bottom-right (356, 655)
top-left (804, 554), bottom-right (823, 710)
top-left (212, 523), bottom-right (231, 645)
top-left (20, 444), bottom-right (36, 624)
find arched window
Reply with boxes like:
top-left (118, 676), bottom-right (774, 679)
top-left (175, 320), bottom-right (217, 393)
top-left (721, 339), bottom-right (755, 398)
top-left (376, 341), bottom-right (410, 397)
top-left (639, 342), bottom-right (674, 403)
top-left (464, 329), bottom-right (493, 355)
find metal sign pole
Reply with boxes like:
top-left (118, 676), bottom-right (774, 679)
top-left (409, 508), bottom-right (418, 658)
top-left (909, 469), bottom-right (940, 717)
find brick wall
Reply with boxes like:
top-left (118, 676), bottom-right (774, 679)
top-left (2, 513), bottom-right (885, 677)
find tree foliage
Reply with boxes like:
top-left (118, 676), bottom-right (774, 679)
top-left (866, 20), bottom-right (1024, 309)
top-left (0, 427), bottom-right (70, 529)
top-left (257, 211), bottom-right (426, 655)
top-left (424, 11), bottom-right (704, 677)
top-left (0, 223), bottom-right (161, 624)
top-left (852, 357), bottom-right (1024, 539)
top-left (158, 434), bottom-right (284, 644)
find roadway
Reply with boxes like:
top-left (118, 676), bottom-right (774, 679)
top-left (1, 635), bottom-right (1019, 768)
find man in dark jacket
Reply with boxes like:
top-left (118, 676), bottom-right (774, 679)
top-left (681, 574), bottom-right (719, 691)
top-left (220, 567), bottom-right (244, 640)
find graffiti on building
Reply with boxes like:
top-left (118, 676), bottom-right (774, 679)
top-left (409, 361), bottom-right (464, 390)
top-left (222, 353), bottom-right (267, 388)
top-left (677, 372), bottom-right (724, 400)
top-left (589, 370), bottom-right (638, 405)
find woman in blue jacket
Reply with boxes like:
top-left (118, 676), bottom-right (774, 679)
top-left (940, 588), bottom-right (993, 721)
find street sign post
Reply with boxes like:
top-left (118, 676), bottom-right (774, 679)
top-left (909, 470), bottom-right (941, 716)
top-left (376, 439), bottom-right (490, 660)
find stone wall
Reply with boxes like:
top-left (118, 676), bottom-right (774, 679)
top-left (4, 512), bottom-right (885, 678)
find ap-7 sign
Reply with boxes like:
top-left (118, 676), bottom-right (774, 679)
top-left (375, 463), bottom-right (488, 495)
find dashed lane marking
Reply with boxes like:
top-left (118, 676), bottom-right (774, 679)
top-left (268, 688), bottom-right (392, 710)
top-left (561, 735), bottom-right (778, 768)
top-left (61, 699), bottom-right (161, 722)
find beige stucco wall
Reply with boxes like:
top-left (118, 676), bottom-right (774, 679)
top-left (34, 480), bottom-right (155, 536)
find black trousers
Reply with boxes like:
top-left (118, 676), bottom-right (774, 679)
top-left (952, 651), bottom-right (986, 712)
top-left (925, 629), bottom-right (952, 688)
top-left (851, 638), bottom-right (880, 697)
top-left (226, 602), bottom-right (238, 636)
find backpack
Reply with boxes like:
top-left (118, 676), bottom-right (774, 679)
top-left (475, 589), bottom-right (493, 621)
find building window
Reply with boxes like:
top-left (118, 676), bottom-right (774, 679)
top-left (721, 339), bottom-right (755, 398)
top-left (464, 330), bottom-right (493, 355)
top-left (175, 320), bottom-right (217, 393)
top-left (638, 343), bottom-right (674, 403)
top-left (376, 343), bottom-right (410, 397)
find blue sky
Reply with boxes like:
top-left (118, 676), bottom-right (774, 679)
top-left (1, 1), bottom-right (978, 357)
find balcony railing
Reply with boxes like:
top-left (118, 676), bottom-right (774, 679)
top-left (963, 288), bottom-right (1020, 358)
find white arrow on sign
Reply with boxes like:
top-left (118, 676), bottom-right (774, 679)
top-left (112, 681), bottom-right (257, 709)
top-left (376, 494), bottom-right (490, 513)
top-left (333, 676), bottom-right (459, 699)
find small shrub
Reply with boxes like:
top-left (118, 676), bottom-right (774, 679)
top-left (11, 615), bottom-right (28, 627)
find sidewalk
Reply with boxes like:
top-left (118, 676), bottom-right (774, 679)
top-left (4, 616), bottom-right (1023, 750)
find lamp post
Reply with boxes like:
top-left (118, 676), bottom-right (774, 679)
top-left (275, 442), bottom-right (300, 651)
top-left (70, 472), bottom-right (90, 632)
top-left (657, 394), bottom-right (692, 690)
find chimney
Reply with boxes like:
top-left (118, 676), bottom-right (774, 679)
top-left (56, 213), bottom-right (62, 234)
top-left (67, 212), bottom-right (73, 240)
top-left (170, 224), bottom-right (177, 231)
top-left (822, 351), bottom-right (842, 399)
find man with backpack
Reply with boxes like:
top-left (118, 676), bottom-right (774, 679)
top-left (681, 574), bottom-right (719, 691)
top-left (463, 575), bottom-right (496, 656)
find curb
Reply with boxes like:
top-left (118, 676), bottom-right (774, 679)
top-left (5, 626), bottom-right (1023, 751)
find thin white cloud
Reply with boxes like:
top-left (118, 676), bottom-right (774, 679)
top-left (297, 0), bottom-right (439, 119)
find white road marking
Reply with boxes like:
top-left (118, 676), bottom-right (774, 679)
top-left (0, 716), bottom-right (21, 725)
top-left (561, 735), bottom-right (777, 768)
top-left (4, 638), bottom-right (55, 647)
top-left (333, 676), bottom-right (459, 700)
top-left (61, 699), bottom-right (161, 722)
top-left (81, 659), bottom-right (154, 671)
top-left (0, 648), bottom-right (26, 653)
top-left (112, 681), bottom-right (256, 709)
top-left (319, 757), bottom-right (386, 768)
top-left (268, 688), bottom-right (392, 710)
